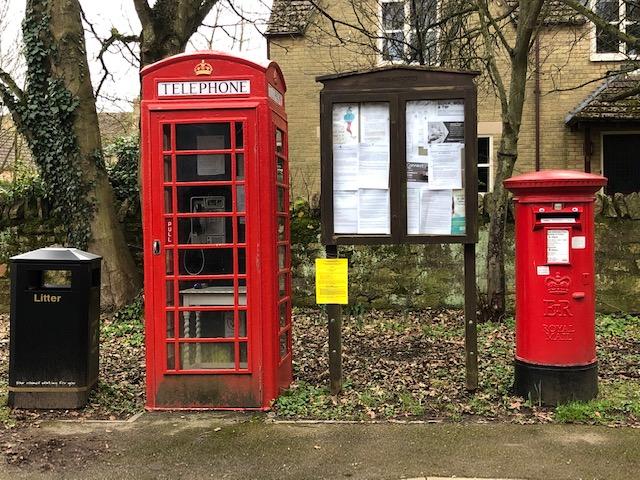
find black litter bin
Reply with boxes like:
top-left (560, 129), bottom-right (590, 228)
top-left (8, 247), bottom-right (101, 409)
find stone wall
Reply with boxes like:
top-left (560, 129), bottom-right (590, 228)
top-left (0, 191), bottom-right (142, 312)
top-left (1, 191), bottom-right (638, 313)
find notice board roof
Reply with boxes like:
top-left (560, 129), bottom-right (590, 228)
top-left (316, 65), bottom-right (479, 90)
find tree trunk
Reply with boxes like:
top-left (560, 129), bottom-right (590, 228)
top-left (485, 126), bottom-right (518, 321)
top-left (483, 0), bottom-right (544, 321)
top-left (48, 0), bottom-right (140, 307)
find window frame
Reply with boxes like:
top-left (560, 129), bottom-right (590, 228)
top-left (477, 135), bottom-right (493, 194)
top-left (378, 0), bottom-right (439, 65)
top-left (590, 0), bottom-right (640, 61)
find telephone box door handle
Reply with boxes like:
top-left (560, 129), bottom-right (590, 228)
top-left (572, 291), bottom-right (585, 300)
top-left (153, 240), bottom-right (161, 255)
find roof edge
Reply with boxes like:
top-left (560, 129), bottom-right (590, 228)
top-left (316, 65), bottom-right (480, 83)
top-left (140, 51), bottom-right (274, 78)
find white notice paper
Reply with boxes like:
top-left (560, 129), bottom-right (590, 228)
top-left (407, 188), bottom-right (422, 235)
top-left (360, 103), bottom-right (389, 146)
top-left (547, 229), bottom-right (570, 264)
top-left (428, 144), bottom-right (463, 190)
top-left (358, 189), bottom-right (390, 234)
top-left (333, 145), bottom-right (359, 191)
top-left (420, 190), bottom-right (452, 235)
top-left (358, 144), bottom-right (389, 189)
top-left (333, 191), bottom-right (358, 233)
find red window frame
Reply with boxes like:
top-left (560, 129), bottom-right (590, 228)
top-left (151, 110), bottom-right (257, 375)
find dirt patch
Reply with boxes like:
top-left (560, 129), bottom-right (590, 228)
top-left (0, 428), bottom-right (107, 472)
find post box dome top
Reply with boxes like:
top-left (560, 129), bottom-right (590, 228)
top-left (11, 247), bottom-right (101, 262)
top-left (140, 50), bottom-right (286, 89)
top-left (504, 169), bottom-right (607, 196)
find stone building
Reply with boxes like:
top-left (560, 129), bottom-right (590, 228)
top-left (265, 0), bottom-right (640, 200)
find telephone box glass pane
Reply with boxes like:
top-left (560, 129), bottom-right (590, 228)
top-left (180, 342), bottom-right (234, 370)
top-left (166, 311), bottom-right (175, 338)
top-left (332, 102), bottom-right (391, 235)
top-left (239, 342), bottom-right (248, 368)
top-left (276, 156), bottom-right (285, 183)
top-left (279, 331), bottom-right (289, 359)
top-left (179, 280), bottom-right (247, 307)
top-left (179, 310), bottom-right (235, 338)
top-left (165, 248), bottom-right (174, 274)
top-left (279, 302), bottom-right (287, 328)
top-left (175, 123), bottom-right (230, 151)
top-left (177, 188), bottom-right (231, 213)
top-left (235, 123), bottom-right (244, 148)
top-left (239, 310), bottom-right (247, 337)
top-left (278, 245), bottom-right (286, 270)
top-left (176, 154), bottom-right (231, 182)
top-left (277, 217), bottom-right (286, 241)
top-left (275, 129), bottom-right (284, 153)
top-left (238, 248), bottom-right (246, 274)
top-left (178, 248), bottom-right (235, 276)
top-left (164, 155), bottom-right (172, 181)
top-left (237, 217), bottom-right (246, 243)
top-left (236, 153), bottom-right (245, 180)
top-left (166, 281), bottom-right (174, 306)
top-left (405, 99), bottom-right (465, 236)
top-left (279, 274), bottom-right (286, 297)
top-left (236, 186), bottom-right (245, 212)
top-left (177, 217), bottom-right (231, 244)
top-left (167, 343), bottom-right (175, 369)
top-left (164, 188), bottom-right (173, 213)
top-left (277, 187), bottom-right (285, 212)
top-left (163, 124), bottom-right (171, 151)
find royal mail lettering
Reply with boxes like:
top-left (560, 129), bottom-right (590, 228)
top-left (543, 323), bottom-right (575, 341)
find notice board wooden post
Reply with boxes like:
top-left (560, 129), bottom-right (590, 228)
top-left (325, 244), bottom-right (343, 395)
top-left (318, 66), bottom-right (479, 393)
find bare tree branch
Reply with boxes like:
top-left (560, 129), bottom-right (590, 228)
top-left (132, 0), bottom-right (153, 29)
top-left (0, 66), bottom-right (24, 101)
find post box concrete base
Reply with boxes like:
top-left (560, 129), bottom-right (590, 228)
top-left (514, 360), bottom-right (598, 406)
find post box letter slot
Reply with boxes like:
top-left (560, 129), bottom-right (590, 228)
top-left (536, 212), bottom-right (580, 224)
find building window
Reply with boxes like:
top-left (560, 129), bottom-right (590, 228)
top-left (478, 136), bottom-right (492, 193)
top-left (380, 0), bottom-right (437, 64)
top-left (592, 0), bottom-right (640, 60)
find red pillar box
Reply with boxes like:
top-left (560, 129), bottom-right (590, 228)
top-left (140, 52), bottom-right (292, 409)
top-left (504, 170), bottom-right (607, 405)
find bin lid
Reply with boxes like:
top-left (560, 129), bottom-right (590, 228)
top-left (504, 169), bottom-right (607, 196)
top-left (11, 247), bottom-right (102, 263)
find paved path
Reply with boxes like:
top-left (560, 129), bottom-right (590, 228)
top-left (2, 413), bottom-right (639, 479)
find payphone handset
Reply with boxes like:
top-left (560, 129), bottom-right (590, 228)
top-left (189, 196), bottom-right (226, 244)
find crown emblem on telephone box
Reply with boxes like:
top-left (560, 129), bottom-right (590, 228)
top-left (194, 60), bottom-right (213, 76)
top-left (545, 273), bottom-right (570, 295)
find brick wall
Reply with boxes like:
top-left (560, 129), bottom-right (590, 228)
top-left (270, 8), bottom-right (629, 200)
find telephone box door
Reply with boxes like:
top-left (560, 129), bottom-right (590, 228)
top-left (146, 109), bottom-right (263, 408)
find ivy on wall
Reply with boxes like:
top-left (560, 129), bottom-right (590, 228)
top-left (2, 2), bottom-right (94, 248)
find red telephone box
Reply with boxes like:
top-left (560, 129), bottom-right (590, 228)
top-left (504, 170), bottom-right (607, 405)
top-left (140, 52), bottom-right (292, 409)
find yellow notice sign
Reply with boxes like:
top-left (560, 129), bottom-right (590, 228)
top-left (315, 258), bottom-right (348, 304)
